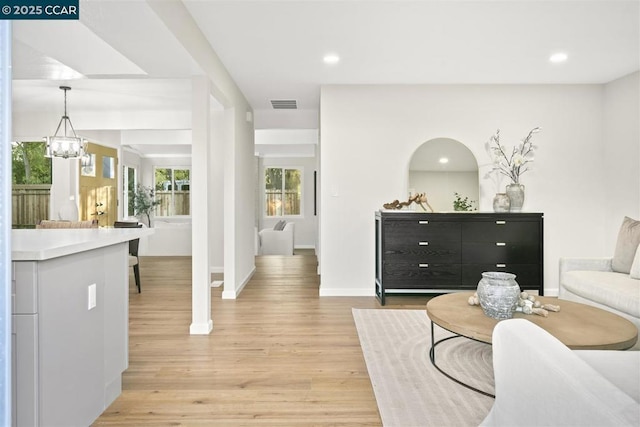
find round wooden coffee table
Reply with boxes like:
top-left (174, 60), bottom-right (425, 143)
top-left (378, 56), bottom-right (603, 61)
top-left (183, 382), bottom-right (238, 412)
top-left (427, 292), bottom-right (638, 350)
top-left (425, 292), bottom-right (638, 397)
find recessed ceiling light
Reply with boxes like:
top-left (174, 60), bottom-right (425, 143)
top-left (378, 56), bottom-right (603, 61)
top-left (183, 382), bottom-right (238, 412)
top-left (439, 157), bottom-right (449, 164)
top-left (549, 52), bottom-right (568, 63)
top-left (323, 54), bottom-right (340, 64)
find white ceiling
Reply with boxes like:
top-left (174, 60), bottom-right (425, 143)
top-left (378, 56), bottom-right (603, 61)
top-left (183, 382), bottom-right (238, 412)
top-left (10, 0), bottom-right (640, 154)
top-left (185, 0), bottom-right (640, 110)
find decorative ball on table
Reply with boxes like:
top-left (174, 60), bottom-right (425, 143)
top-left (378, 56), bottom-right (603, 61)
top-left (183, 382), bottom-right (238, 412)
top-left (515, 291), bottom-right (560, 317)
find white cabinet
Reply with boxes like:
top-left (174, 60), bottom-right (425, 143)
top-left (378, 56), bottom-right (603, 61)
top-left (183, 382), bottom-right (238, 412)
top-left (11, 243), bottom-right (129, 427)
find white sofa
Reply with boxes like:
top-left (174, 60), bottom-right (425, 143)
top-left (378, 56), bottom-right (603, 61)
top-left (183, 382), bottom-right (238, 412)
top-left (481, 319), bottom-right (640, 426)
top-left (139, 220), bottom-right (192, 256)
top-left (259, 222), bottom-right (294, 255)
top-left (560, 257), bottom-right (640, 350)
top-left (559, 216), bottom-right (640, 350)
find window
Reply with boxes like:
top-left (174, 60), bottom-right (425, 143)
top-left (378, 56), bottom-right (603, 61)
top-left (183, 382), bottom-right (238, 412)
top-left (81, 154), bottom-right (96, 177)
top-left (11, 141), bottom-right (51, 185)
top-left (123, 166), bottom-right (137, 217)
top-left (265, 167), bottom-right (301, 217)
top-left (154, 167), bottom-right (190, 216)
top-left (11, 141), bottom-right (52, 228)
top-left (102, 156), bottom-right (115, 179)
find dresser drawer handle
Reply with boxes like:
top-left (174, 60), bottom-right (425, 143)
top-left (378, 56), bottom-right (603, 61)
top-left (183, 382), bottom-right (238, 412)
top-left (496, 242), bottom-right (506, 246)
top-left (418, 241), bottom-right (429, 246)
top-left (496, 220), bottom-right (506, 225)
top-left (419, 263), bottom-right (429, 268)
top-left (418, 220), bottom-right (429, 224)
top-left (496, 264), bottom-right (507, 268)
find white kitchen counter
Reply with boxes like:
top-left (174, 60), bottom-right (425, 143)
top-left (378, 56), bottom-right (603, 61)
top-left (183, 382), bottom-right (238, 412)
top-left (12, 228), bottom-right (154, 261)
top-left (11, 227), bottom-right (154, 426)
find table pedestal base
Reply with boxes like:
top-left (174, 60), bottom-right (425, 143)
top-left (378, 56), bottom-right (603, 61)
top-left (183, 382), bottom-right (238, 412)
top-left (429, 321), bottom-right (495, 398)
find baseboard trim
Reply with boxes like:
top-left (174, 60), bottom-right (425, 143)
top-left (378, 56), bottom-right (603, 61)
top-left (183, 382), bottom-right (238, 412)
top-left (222, 265), bottom-right (256, 299)
top-left (189, 319), bottom-right (213, 335)
top-left (319, 286), bottom-right (374, 297)
top-left (104, 376), bottom-right (122, 409)
top-left (210, 266), bottom-right (224, 274)
top-left (295, 245), bottom-right (316, 250)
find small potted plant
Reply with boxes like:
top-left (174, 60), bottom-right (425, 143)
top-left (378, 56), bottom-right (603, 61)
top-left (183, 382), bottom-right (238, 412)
top-left (133, 184), bottom-right (160, 227)
top-left (453, 192), bottom-right (477, 212)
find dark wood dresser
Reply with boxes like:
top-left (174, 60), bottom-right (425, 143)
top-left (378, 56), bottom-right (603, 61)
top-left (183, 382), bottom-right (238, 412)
top-left (375, 211), bottom-right (544, 305)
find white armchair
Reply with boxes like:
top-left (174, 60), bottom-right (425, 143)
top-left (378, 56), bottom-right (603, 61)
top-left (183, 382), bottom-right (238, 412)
top-left (481, 319), bottom-right (640, 427)
top-left (259, 222), bottom-right (295, 255)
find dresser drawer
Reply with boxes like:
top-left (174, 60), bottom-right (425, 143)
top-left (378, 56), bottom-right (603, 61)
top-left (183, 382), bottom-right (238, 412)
top-left (461, 242), bottom-right (540, 264)
top-left (462, 221), bottom-right (540, 243)
top-left (383, 262), bottom-right (461, 289)
top-left (383, 220), bottom-right (461, 245)
top-left (461, 264), bottom-right (541, 287)
top-left (384, 239), bottom-right (461, 263)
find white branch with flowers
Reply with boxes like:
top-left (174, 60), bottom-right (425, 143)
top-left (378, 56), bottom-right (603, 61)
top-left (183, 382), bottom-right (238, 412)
top-left (486, 127), bottom-right (541, 185)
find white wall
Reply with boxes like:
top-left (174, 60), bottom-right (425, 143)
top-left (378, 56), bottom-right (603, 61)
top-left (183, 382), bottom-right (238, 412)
top-left (319, 83), bottom-right (638, 296)
top-left (259, 156), bottom-right (317, 249)
top-left (254, 109), bottom-right (319, 129)
top-left (603, 71), bottom-right (640, 250)
top-left (49, 157), bottom-right (78, 220)
top-left (121, 149), bottom-right (142, 170)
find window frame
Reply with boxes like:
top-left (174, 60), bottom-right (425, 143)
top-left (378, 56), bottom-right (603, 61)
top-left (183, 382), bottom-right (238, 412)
top-left (263, 166), bottom-right (304, 219)
top-left (122, 164), bottom-right (137, 219)
top-left (11, 141), bottom-right (52, 228)
top-left (153, 166), bottom-right (191, 218)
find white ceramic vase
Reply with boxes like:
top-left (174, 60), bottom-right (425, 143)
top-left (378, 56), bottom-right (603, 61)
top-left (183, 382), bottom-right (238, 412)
top-left (506, 183), bottom-right (525, 212)
top-left (477, 272), bottom-right (521, 320)
top-left (492, 193), bottom-right (510, 213)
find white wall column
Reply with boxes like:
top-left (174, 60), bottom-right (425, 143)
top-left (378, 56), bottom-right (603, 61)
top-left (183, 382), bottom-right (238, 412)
top-left (190, 76), bottom-right (213, 334)
top-left (221, 108), bottom-right (237, 299)
top-left (209, 109), bottom-right (227, 273)
top-left (50, 157), bottom-right (79, 220)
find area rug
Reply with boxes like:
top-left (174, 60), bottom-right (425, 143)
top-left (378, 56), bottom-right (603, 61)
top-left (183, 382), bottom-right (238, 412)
top-left (353, 308), bottom-right (495, 427)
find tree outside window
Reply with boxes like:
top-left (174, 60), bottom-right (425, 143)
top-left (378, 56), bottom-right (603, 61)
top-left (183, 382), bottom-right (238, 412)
top-left (265, 167), bottom-right (301, 217)
top-left (12, 141), bottom-right (52, 228)
top-left (154, 167), bottom-right (190, 216)
top-left (12, 141), bottom-right (51, 185)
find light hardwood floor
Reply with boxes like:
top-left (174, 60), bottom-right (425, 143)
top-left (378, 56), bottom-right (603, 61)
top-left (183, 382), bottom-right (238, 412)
top-left (93, 253), bottom-right (430, 426)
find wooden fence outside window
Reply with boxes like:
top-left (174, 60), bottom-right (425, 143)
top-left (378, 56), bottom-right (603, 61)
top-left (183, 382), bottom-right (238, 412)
top-left (265, 190), bottom-right (300, 216)
top-left (154, 190), bottom-right (190, 216)
top-left (12, 185), bottom-right (51, 228)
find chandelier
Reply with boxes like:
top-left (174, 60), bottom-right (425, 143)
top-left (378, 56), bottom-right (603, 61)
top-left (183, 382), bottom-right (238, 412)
top-left (44, 86), bottom-right (87, 160)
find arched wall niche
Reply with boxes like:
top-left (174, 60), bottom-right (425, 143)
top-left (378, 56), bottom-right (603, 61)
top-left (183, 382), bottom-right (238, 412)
top-left (408, 137), bottom-right (479, 212)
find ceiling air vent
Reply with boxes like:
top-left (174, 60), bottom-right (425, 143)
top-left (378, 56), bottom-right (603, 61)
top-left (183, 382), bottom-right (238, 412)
top-left (270, 99), bottom-right (297, 109)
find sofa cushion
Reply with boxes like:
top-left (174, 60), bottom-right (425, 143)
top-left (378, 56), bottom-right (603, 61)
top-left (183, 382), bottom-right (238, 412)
top-left (631, 244), bottom-right (640, 280)
top-left (273, 220), bottom-right (286, 231)
top-left (574, 350), bottom-right (640, 403)
top-left (562, 270), bottom-right (640, 318)
top-left (612, 216), bottom-right (640, 274)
